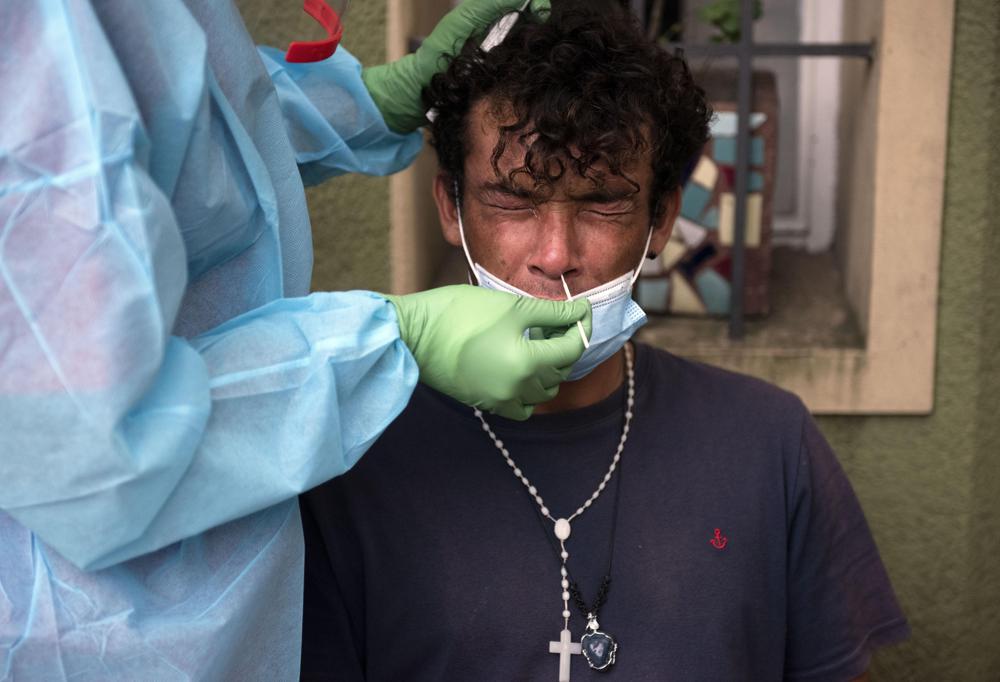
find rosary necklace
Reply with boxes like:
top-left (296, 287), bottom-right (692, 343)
top-left (474, 343), bottom-right (635, 681)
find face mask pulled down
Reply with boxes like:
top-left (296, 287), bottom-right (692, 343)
top-left (455, 190), bottom-right (649, 381)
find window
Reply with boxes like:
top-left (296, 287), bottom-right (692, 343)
top-left (388, 0), bottom-right (952, 414)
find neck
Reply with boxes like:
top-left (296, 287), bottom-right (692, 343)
top-left (532, 346), bottom-right (628, 415)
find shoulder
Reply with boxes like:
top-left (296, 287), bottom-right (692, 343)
top-left (636, 342), bottom-right (808, 431)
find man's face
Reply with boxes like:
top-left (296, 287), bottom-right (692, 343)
top-left (435, 100), bottom-right (678, 300)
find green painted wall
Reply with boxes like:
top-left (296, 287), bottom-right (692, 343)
top-left (818, 0), bottom-right (1000, 678)
top-left (239, 1), bottom-right (998, 677)
top-left (238, 0), bottom-right (393, 294)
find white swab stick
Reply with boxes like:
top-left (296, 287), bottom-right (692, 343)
top-left (561, 274), bottom-right (590, 349)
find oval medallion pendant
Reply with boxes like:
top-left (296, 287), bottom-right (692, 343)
top-left (580, 630), bottom-right (617, 671)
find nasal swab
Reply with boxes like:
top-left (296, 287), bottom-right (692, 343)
top-left (561, 274), bottom-right (590, 349)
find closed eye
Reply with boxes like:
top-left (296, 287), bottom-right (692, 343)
top-left (487, 202), bottom-right (534, 212)
top-left (583, 202), bottom-right (634, 218)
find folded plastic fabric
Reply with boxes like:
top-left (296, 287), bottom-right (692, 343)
top-left (0, 504), bottom-right (303, 681)
top-left (1, 0), bottom-right (420, 678)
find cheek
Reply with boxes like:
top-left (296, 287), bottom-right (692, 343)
top-left (466, 212), bottom-right (536, 270)
top-left (576, 223), bottom-right (648, 277)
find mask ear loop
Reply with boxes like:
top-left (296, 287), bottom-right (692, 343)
top-left (454, 181), bottom-right (481, 285)
top-left (631, 226), bottom-right (655, 287)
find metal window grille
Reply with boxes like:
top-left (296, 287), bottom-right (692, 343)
top-left (665, 0), bottom-right (874, 339)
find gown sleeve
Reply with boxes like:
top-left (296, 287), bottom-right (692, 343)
top-left (0, 0), bottom-right (418, 571)
top-left (257, 45), bottom-right (425, 185)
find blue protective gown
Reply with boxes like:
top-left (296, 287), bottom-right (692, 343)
top-left (0, 0), bottom-right (423, 678)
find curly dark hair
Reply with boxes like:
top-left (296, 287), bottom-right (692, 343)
top-left (423, 1), bottom-right (712, 219)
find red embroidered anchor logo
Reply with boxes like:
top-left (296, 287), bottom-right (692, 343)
top-left (709, 528), bottom-right (728, 550)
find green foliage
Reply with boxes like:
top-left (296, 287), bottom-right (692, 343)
top-left (697, 0), bottom-right (763, 43)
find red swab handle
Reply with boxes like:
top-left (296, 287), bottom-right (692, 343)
top-left (285, 0), bottom-right (344, 63)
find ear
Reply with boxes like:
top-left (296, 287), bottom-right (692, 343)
top-left (433, 172), bottom-right (462, 247)
top-left (648, 187), bottom-right (682, 256)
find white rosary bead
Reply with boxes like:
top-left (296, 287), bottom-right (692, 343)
top-left (562, 591), bottom-right (570, 601)
top-left (529, 486), bottom-right (537, 495)
top-left (561, 551), bottom-right (569, 560)
top-left (563, 609), bottom-right (571, 619)
top-left (562, 579), bottom-right (569, 588)
top-left (541, 506), bottom-right (549, 517)
top-left (561, 567), bottom-right (568, 577)
top-left (554, 518), bottom-right (571, 540)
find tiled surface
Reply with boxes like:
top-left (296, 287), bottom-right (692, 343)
top-left (691, 156), bottom-right (719, 189)
top-left (637, 100), bottom-right (775, 316)
top-left (712, 136), bottom-right (765, 165)
top-left (670, 271), bottom-right (706, 314)
top-left (636, 277), bottom-right (671, 314)
top-left (695, 268), bottom-right (732, 314)
top-left (718, 193), bottom-right (762, 248)
top-left (710, 111), bottom-right (768, 137)
top-left (680, 183), bottom-right (711, 221)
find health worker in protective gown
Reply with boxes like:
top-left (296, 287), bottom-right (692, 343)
top-left (0, 0), bottom-right (580, 678)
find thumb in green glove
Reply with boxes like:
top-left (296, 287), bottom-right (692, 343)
top-left (386, 285), bottom-right (591, 421)
top-left (362, 0), bottom-right (551, 133)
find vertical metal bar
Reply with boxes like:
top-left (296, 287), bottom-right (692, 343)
top-left (728, 0), bottom-right (755, 340)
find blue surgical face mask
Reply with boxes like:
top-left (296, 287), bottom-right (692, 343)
top-left (455, 187), bottom-right (650, 381)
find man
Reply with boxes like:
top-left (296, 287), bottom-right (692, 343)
top-left (301, 3), bottom-right (909, 681)
top-left (0, 0), bottom-right (584, 678)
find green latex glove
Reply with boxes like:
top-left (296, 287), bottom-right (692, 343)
top-left (386, 285), bottom-right (591, 421)
top-left (362, 0), bottom-right (551, 133)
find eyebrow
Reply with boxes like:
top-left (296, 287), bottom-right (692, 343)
top-left (570, 188), bottom-right (637, 203)
top-left (478, 181), bottom-right (535, 199)
top-left (477, 181), bottom-right (637, 203)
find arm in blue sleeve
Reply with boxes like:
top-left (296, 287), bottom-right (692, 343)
top-left (258, 45), bottom-right (424, 186)
top-left (0, 0), bottom-right (418, 571)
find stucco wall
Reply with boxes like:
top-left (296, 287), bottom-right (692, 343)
top-left (819, 0), bottom-right (1000, 678)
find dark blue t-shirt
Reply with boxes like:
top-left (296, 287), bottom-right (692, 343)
top-left (301, 343), bottom-right (909, 681)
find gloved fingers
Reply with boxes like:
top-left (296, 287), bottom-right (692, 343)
top-left (525, 327), bottom-right (588, 378)
top-left (529, 0), bottom-right (552, 18)
top-left (516, 376), bottom-right (559, 406)
top-left (529, 323), bottom-right (586, 342)
top-left (532, 363), bottom-right (566, 391)
top-left (451, 0), bottom-right (537, 26)
top-left (491, 398), bottom-right (534, 421)
top-left (512, 296), bottom-right (592, 333)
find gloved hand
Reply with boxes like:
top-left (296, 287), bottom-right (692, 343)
top-left (362, 0), bottom-right (551, 133)
top-left (386, 285), bottom-right (591, 420)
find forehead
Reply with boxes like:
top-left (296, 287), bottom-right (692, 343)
top-left (463, 99), bottom-right (653, 192)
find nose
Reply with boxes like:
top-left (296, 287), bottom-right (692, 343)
top-left (527, 207), bottom-right (579, 282)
